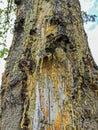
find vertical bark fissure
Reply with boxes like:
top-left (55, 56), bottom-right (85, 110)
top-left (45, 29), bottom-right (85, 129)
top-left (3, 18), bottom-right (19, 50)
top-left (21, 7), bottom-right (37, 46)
top-left (1, 0), bottom-right (98, 130)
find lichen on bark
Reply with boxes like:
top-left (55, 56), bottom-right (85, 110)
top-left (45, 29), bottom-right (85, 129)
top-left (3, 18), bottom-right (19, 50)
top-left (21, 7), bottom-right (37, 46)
top-left (1, 0), bottom-right (98, 130)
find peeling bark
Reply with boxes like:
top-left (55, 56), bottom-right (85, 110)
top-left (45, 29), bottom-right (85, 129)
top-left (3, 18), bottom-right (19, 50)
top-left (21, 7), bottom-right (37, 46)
top-left (1, 0), bottom-right (98, 130)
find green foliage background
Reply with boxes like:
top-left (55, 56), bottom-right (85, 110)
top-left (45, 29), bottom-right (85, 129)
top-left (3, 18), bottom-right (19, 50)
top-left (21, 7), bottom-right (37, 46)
top-left (0, 0), bottom-right (15, 58)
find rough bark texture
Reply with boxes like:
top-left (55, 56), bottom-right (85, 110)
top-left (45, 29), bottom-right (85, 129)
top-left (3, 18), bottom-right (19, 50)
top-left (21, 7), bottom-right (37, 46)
top-left (1, 0), bottom-right (98, 130)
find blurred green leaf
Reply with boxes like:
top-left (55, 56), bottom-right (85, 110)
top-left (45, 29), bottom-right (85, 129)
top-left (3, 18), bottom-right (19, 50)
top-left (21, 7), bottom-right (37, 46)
top-left (4, 48), bottom-right (9, 53)
top-left (0, 50), bottom-right (5, 58)
top-left (0, 31), bottom-right (2, 34)
top-left (0, 48), bottom-right (9, 58)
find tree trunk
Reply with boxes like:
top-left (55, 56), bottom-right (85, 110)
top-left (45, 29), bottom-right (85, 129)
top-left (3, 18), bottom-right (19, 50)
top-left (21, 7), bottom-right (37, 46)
top-left (1, 0), bottom-right (98, 130)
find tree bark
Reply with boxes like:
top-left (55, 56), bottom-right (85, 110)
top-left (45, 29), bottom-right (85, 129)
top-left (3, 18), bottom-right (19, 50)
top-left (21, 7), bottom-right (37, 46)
top-left (1, 0), bottom-right (98, 130)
